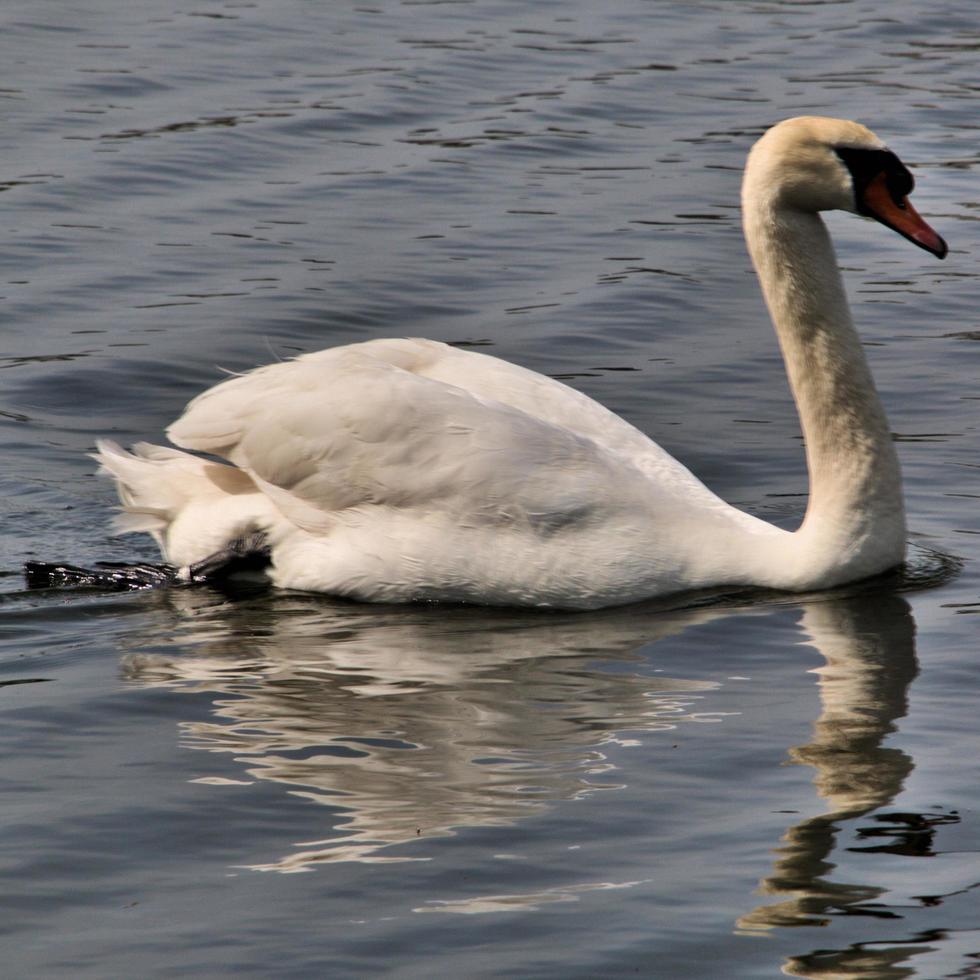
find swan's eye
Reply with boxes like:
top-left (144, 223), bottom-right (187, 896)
top-left (835, 146), bottom-right (915, 213)
top-left (885, 166), bottom-right (914, 207)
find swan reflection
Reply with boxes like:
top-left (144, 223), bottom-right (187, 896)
top-left (118, 583), bottom-right (926, 976)
top-left (735, 594), bottom-right (927, 979)
top-left (120, 590), bottom-right (731, 869)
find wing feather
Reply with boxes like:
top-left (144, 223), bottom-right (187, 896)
top-left (166, 338), bottom-right (727, 536)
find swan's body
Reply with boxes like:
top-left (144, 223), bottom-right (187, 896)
top-left (94, 117), bottom-right (946, 609)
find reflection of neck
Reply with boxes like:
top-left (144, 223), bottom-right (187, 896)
top-left (742, 189), bottom-right (906, 585)
top-left (791, 598), bottom-right (916, 813)
top-left (737, 595), bottom-right (917, 935)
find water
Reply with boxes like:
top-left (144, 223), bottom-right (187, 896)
top-left (1, 0), bottom-right (978, 975)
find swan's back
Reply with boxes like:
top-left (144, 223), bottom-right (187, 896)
top-left (171, 338), bottom-right (712, 495)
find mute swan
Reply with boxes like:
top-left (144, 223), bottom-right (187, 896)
top-left (27, 116), bottom-right (948, 608)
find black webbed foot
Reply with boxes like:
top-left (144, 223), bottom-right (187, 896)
top-left (185, 531), bottom-right (271, 583)
top-left (24, 531), bottom-right (271, 592)
top-left (24, 560), bottom-right (179, 591)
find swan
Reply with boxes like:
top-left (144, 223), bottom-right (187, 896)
top-left (34, 116), bottom-right (948, 609)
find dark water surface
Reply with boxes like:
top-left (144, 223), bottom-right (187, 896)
top-left (2, 1), bottom-right (979, 976)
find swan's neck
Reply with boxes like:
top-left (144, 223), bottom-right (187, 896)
top-left (743, 196), bottom-right (905, 584)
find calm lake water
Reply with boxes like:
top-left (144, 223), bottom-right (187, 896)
top-left (1, 0), bottom-right (978, 976)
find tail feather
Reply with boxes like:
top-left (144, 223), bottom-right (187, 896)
top-left (93, 439), bottom-right (257, 543)
top-left (93, 439), bottom-right (272, 569)
top-left (94, 440), bottom-right (183, 542)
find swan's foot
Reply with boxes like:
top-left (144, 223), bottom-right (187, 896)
top-left (182, 531), bottom-right (271, 583)
top-left (24, 531), bottom-right (271, 592)
top-left (24, 560), bottom-right (179, 591)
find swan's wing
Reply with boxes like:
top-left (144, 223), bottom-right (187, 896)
top-left (384, 339), bottom-right (710, 490)
top-left (167, 340), bottom-right (677, 535)
top-left (173, 338), bottom-right (714, 488)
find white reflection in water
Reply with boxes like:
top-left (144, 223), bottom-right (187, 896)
top-left (120, 592), bottom-right (728, 869)
top-left (415, 878), bottom-right (650, 915)
top-left (117, 584), bottom-right (926, 977)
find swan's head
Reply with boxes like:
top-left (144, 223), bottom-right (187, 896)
top-left (745, 116), bottom-right (947, 258)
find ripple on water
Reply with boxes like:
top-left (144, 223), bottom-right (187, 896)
top-left (1, 0), bottom-right (980, 977)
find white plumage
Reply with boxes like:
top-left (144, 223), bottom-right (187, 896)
top-left (96, 117), bottom-right (946, 609)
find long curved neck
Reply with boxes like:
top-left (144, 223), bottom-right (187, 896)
top-left (742, 193), bottom-right (905, 584)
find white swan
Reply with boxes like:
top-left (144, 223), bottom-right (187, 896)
top-left (93, 116), bottom-right (947, 609)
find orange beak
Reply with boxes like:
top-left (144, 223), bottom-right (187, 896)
top-left (861, 171), bottom-right (947, 259)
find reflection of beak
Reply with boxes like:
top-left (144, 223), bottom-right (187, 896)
top-left (862, 171), bottom-right (948, 259)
